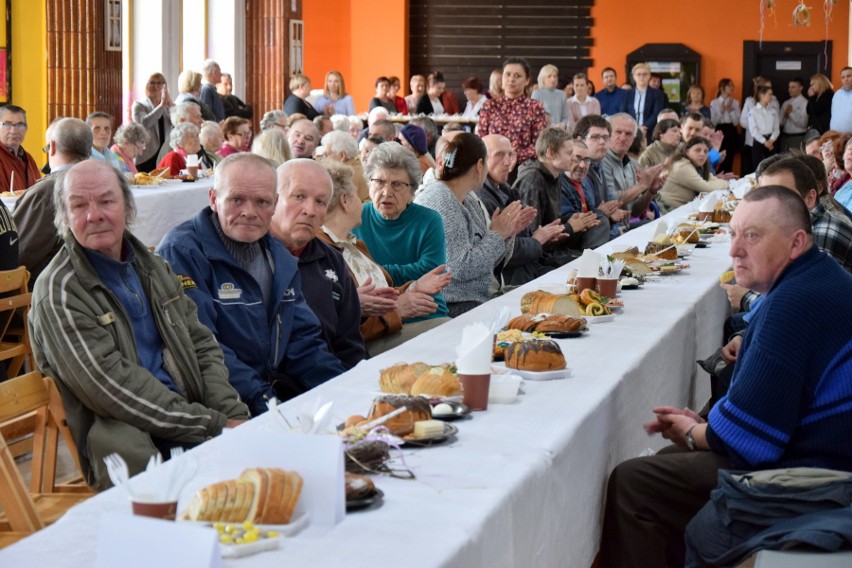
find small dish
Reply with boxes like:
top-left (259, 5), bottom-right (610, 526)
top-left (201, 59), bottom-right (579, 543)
top-left (346, 488), bottom-right (384, 512)
top-left (584, 314), bottom-right (615, 323)
top-left (536, 329), bottom-right (586, 338)
top-left (430, 400), bottom-right (471, 421)
top-left (402, 423), bottom-right (458, 447)
top-left (491, 362), bottom-right (571, 381)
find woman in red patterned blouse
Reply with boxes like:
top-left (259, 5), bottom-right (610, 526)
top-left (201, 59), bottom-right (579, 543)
top-left (478, 57), bottom-right (548, 172)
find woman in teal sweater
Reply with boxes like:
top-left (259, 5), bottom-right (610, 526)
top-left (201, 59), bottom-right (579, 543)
top-left (353, 143), bottom-right (450, 322)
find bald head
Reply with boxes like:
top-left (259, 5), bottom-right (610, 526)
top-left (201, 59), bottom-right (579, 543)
top-left (483, 134), bottom-right (516, 185)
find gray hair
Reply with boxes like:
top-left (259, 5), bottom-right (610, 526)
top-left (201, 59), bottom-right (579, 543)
top-left (114, 122), bottom-right (150, 147)
top-left (214, 153), bottom-right (278, 196)
top-left (52, 118), bottom-right (93, 162)
top-left (169, 122), bottom-right (200, 150)
top-left (53, 161), bottom-right (136, 235)
top-left (199, 121), bottom-right (223, 149)
top-left (318, 158), bottom-right (357, 213)
top-left (364, 142), bottom-right (422, 190)
top-left (348, 116), bottom-right (363, 130)
top-left (202, 59), bottom-right (220, 79)
top-left (261, 110), bottom-right (288, 131)
top-left (170, 101), bottom-right (200, 125)
top-left (330, 114), bottom-right (350, 132)
top-left (607, 112), bottom-right (638, 134)
top-left (321, 130), bottom-right (358, 160)
top-left (251, 128), bottom-right (292, 166)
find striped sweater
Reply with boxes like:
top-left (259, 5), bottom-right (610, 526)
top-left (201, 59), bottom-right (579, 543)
top-left (707, 246), bottom-right (852, 470)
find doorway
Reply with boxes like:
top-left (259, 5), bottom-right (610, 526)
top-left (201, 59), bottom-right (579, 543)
top-left (742, 41), bottom-right (832, 104)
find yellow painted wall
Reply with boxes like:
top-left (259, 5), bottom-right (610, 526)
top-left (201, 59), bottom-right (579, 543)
top-left (10, 0), bottom-right (47, 158)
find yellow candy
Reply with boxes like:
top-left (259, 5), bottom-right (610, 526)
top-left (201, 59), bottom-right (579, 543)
top-left (267, 531), bottom-right (280, 537)
top-left (219, 536), bottom-right (233, 544)
top-left (235, 537), bottom-right (245, 545)
top-left (243, 533), bottom-right (258, 543)
top-left (242, 521), bottom-right (255, 530)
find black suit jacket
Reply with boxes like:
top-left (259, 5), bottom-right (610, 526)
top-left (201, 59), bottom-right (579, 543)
top-left (627, 87), bottom-right (667, 142)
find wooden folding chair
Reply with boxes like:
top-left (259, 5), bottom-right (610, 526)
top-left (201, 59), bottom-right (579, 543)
top-left (0, 266), bottom-right (36, 378)
top-left (0, 430), bottom-right (90, 546)
top-left (0, 372), bottom-right (93, 495)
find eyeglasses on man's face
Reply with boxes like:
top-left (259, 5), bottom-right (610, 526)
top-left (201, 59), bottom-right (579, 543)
top-left (1, 122), bottom-right (27, 131)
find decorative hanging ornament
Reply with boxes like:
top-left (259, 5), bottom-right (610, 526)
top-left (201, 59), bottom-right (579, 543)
top-left (793, 1), bottom-right (812, 27)
top-left (822, 0), bottom-right (837, 71)
top-left (759, 0), bottom-right (777, 47)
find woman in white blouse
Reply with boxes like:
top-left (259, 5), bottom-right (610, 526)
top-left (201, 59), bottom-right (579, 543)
top-left (740, 75), bottom-right (779, 174)
top-left (568, 72), bottom-right (601, 126)
top-left (709, 78), bottom-right (740, 173)
top-left (748, 85), bottom-right (780, 167)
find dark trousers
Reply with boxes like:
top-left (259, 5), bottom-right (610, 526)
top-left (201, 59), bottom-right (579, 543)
top-left (716, 123), bottom-right (739, 174)
top-left (751, 140), bottom-right (775, 171)
top-left (600, 446), bottom-right (730, 568)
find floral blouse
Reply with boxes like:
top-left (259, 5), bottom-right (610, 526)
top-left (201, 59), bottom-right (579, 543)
top-left (478, 95), bottom-right (548, 164)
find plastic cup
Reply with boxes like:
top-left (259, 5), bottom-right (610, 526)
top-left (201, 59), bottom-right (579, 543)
top-left (575, 276), bottom-right (597, 293)
top-left (596, 277), bottom-right (618, 298)
top-left (131, 499), bottom-right (178, 521)
top-left (459, 373), bottom-right (490, 411)
top-left (187, 165), bottom-right (198, 178)
top-left (488, 374), bottom-right (521, 404)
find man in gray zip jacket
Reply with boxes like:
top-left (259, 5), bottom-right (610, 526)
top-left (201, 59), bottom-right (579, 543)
top-left (29, 160), bottom-right (249, 490)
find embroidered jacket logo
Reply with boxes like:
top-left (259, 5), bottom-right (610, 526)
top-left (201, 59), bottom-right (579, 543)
top-left (178, 275), bottom-right (197, 290)
top-left (217, 282), bottom-right (242, 300)
top-left (324, 269), bottom-right (338, 282)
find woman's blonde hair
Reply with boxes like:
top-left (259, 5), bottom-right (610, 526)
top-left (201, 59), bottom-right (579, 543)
top-left (809, 73), bottom-right (833, 95)
top-left (324, 70), bottom-right (347, 98)
top-left (178, 69), bottom-right (202, 94)
top-left (537, 64), bottom-right (558, 87)
top-left (251, 128), bottom-right (292, 167)
top-left (289, 73), bottom-right (311, 93)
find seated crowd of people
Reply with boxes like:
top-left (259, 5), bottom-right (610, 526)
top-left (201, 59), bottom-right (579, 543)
top-left (0, 55), bottom-right (851, 565)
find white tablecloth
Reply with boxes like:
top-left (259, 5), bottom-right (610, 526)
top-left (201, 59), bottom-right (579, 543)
top-left (0, 204), bottom-right (733, 567)
top-left (2, 178), bottom-right (212, 248)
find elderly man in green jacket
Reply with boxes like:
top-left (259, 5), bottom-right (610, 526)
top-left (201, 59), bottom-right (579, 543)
top-left (29, 160), bottom-right (249, 490)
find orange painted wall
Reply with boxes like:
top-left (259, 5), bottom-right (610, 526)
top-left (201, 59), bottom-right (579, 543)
top-left (303, 0), bottom-right (351, 101)
top-left (589, 0), bottom-right (849, 102)
top-left (303, 0), bottom-right (408, 114)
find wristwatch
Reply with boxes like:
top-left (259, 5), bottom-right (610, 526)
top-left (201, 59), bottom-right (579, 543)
top-left (685, 425), bottom-right (698, 451)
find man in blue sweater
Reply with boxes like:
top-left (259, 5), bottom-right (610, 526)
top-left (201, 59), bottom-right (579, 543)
top-left (600, 185), bottom-right (852, 568)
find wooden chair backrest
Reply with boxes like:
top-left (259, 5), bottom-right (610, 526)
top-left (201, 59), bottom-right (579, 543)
top-left (0, 372), bottom-right (90, 494)
top-left (0, 266), bottom-right (35, 377)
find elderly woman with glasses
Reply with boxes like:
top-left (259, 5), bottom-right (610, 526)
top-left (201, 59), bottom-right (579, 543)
top-left (217, 117), bottom-right (252, 158)
top-left (352, 142), bottom-right (451, 321)
top-left (318, 159), bottom-right (450, 355)
top-left (110, 122), bottom-right (150, 175)
top-left (158, 122), bottom-right (201, 177)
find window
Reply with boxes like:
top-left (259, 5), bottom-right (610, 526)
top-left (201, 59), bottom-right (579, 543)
top-left (289, 19), bottom-right (303, 75)
top-left (105, 0), bottom-right (121, 51)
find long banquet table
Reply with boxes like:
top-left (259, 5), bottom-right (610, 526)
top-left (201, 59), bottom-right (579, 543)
top-left (0, 203), bottom-right (731, 567)
top-left (2, 178), bottom-right (213, 248)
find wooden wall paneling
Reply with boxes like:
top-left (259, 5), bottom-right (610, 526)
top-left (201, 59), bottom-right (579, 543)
top-left (46, 0), bottom-right (122, 124)
top-left (410, 0), bottom-right (594, 104)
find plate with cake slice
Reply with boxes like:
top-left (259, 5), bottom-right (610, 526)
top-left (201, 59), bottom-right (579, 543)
top-left (401, 422), bottom-right (459, 447)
